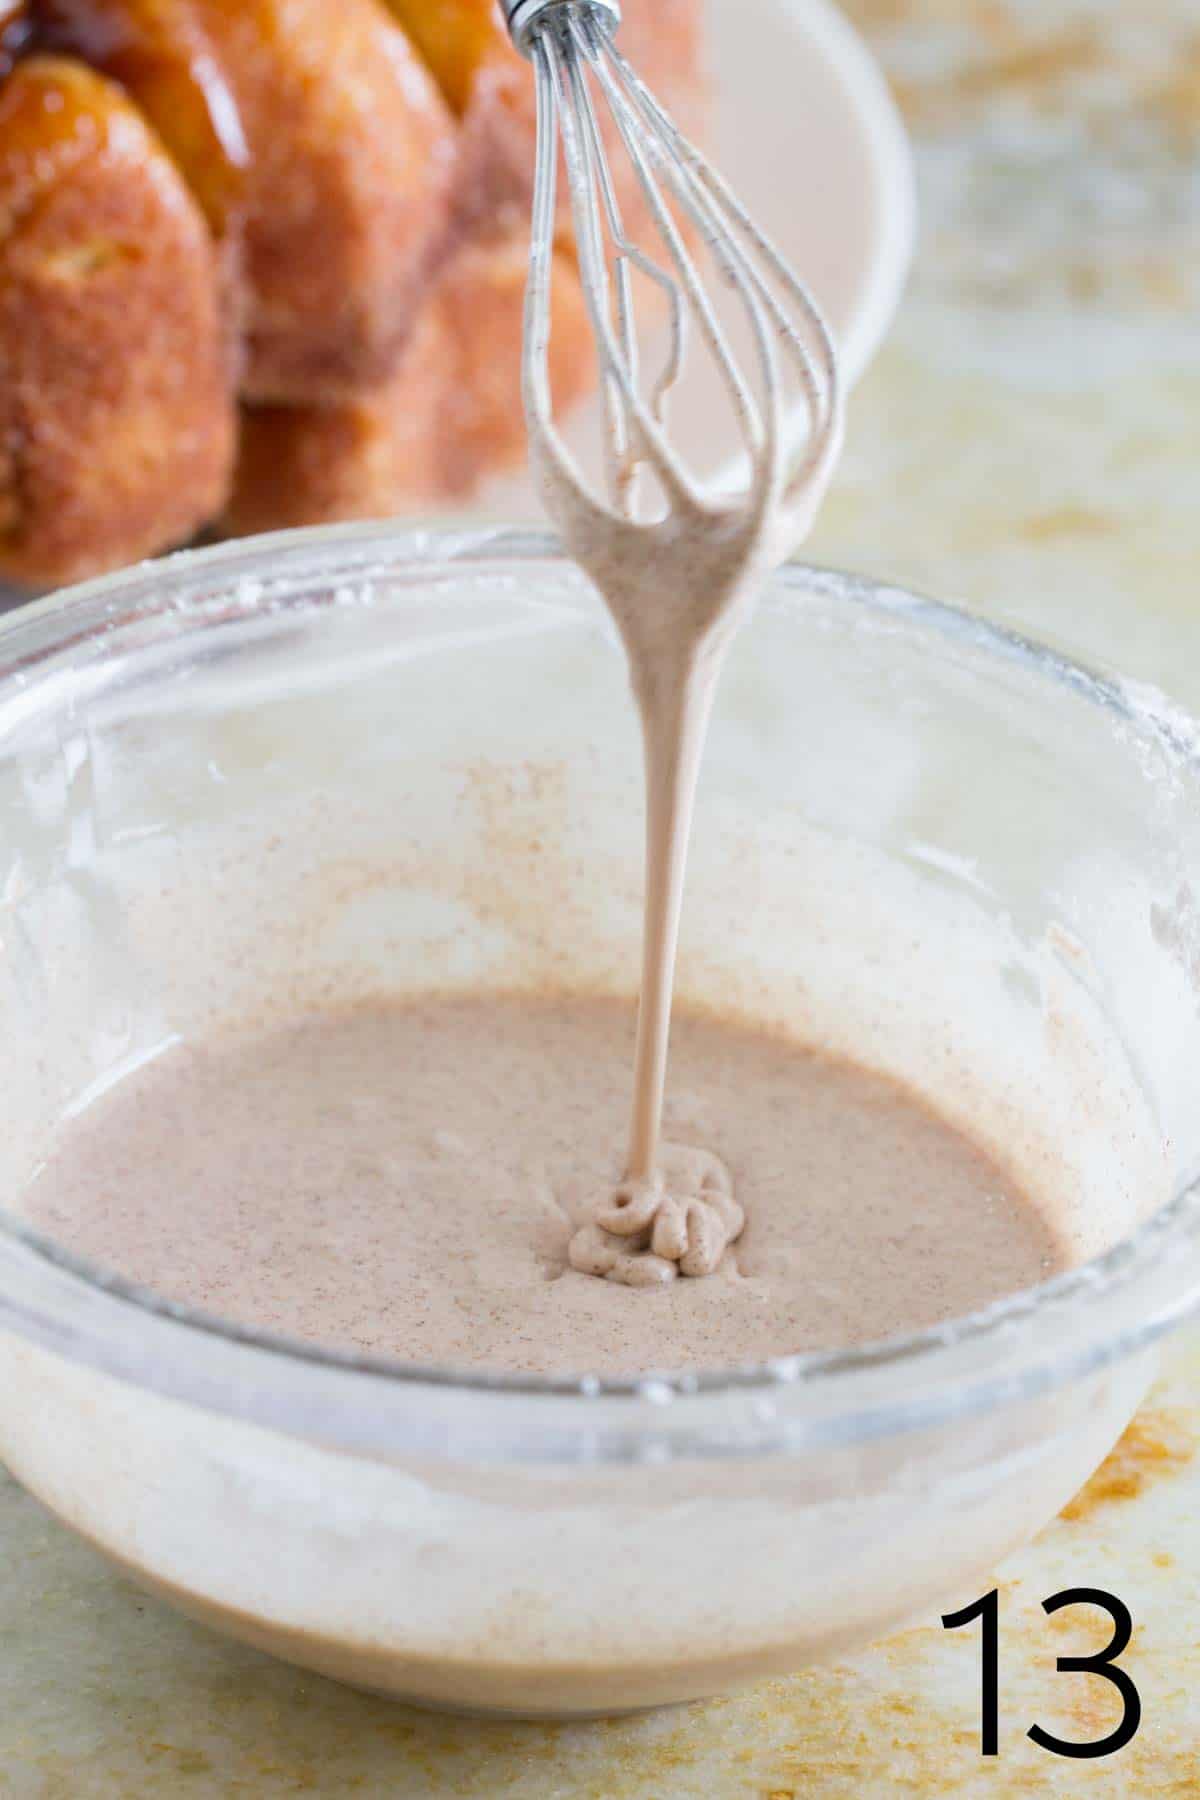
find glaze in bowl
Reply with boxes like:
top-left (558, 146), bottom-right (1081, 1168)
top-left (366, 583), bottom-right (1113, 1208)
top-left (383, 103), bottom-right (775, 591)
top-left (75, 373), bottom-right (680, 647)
top-left (0, 526), bottom-right (1196, 1715)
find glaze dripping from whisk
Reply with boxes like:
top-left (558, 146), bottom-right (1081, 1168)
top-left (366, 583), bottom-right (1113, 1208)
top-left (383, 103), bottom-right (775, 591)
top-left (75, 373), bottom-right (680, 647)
top-left (508, 0), bottom-right (842, 1284)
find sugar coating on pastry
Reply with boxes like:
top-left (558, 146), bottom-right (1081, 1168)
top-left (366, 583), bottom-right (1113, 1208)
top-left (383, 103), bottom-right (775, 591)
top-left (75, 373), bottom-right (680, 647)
top-left (0, 0), bottom-right (705, 583)
top-left (36, 0), bottom-right (460, 401)
top-left (227, 230), bottom-right (593, 533)
top-left (0, 56), bottom-right (235, 585)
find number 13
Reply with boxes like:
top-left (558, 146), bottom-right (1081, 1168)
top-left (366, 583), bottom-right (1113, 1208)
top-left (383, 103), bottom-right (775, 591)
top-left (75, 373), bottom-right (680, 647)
top-left (942, 1586), bottom-right (1142, 1759)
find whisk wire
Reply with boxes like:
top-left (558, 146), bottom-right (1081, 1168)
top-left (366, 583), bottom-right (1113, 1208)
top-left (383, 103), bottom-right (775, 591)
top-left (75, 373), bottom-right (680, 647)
top-left (609, 42), bottom-right (840, 497)
top-left (575, 87), bottom-right (638, 508)
top-left (519, 0), bottom-right (842, 534)
top-left (648, 96), bottom-right (841, 497)
top-left (540, 24), bottom-right (699, 513)
top-left (568, 27), bottom-right (690, 508)
top-left (557, 38), bottom-right (630, 506)
top-left (585, 29), bottom-right (775, 485)
top-left (523, 42), bottom-right (561, 431)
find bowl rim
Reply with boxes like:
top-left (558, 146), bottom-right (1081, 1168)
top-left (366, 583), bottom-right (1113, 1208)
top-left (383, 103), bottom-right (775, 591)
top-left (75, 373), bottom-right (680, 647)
top-left (0, 521), bottom-right (1198, 1448)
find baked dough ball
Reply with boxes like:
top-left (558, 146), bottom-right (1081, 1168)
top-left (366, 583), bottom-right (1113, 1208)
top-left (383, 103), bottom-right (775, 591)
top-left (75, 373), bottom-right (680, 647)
top-left (37, 0), bottom-right (459, 399)
top-left (0, 56), bottom-right (234, 584)
top-left (228, 229), bottom-right (592, 531)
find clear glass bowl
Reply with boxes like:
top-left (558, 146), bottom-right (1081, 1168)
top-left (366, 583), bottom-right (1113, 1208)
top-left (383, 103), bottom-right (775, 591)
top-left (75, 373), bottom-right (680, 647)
top-left (0, 525), bottom-right (1197, 1719)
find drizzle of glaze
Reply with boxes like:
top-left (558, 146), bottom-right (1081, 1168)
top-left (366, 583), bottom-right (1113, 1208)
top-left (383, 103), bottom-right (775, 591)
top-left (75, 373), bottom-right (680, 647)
top-left (569, 1143), bottom-right (744, 1285)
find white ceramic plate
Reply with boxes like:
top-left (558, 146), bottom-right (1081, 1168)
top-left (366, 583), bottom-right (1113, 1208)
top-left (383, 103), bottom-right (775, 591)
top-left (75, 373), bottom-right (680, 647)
top-left (478, 0), bottom-right (915, 517)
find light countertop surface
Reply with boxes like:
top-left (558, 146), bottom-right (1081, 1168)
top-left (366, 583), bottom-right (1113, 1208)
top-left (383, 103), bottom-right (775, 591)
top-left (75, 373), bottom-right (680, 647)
top-left (4, 1), bottom-right (1199, 1793)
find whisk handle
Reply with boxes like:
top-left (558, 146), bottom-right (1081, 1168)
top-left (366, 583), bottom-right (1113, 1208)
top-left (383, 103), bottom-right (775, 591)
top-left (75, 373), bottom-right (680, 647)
top-left (502, 0), bottom-right (620, 56)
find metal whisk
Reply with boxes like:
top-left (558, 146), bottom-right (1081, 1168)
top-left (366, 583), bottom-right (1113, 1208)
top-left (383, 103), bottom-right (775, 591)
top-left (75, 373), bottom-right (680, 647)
top-left (502, 0), bottom-right (843, 558)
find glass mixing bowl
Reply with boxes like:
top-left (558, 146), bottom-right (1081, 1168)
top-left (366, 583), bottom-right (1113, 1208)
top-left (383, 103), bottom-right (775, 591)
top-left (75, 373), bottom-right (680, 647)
top-left (0, 526), bottom-right (1197, 1719)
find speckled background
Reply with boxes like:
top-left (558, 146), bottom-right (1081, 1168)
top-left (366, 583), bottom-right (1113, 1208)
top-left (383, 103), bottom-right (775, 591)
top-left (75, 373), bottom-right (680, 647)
top-left (814, 0), bottom-right (1200, 698)
top-left (3, 0), bottom-right (1199, 1793)
top-left (2, 1346), bottom-right (1196, 1797)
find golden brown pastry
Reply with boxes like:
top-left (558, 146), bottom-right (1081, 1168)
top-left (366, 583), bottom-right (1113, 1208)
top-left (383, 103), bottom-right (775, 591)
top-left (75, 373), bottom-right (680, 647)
top-left (35, 0), bottom-right (459, 400)
top-left (0, 0), bottom-right (704, 586)
top-left (381, 0), bottom-right (506, 117)
top-left (383, 0), bottom-right (533, 237)
top-left (34, 1), bottom-right (247, 239)
top-left (226, 0), bottom-right (706, 539)
top-left (0, 56), bottom-right (234, 585)
top-left (228, 230), bottom-right (593, 534)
